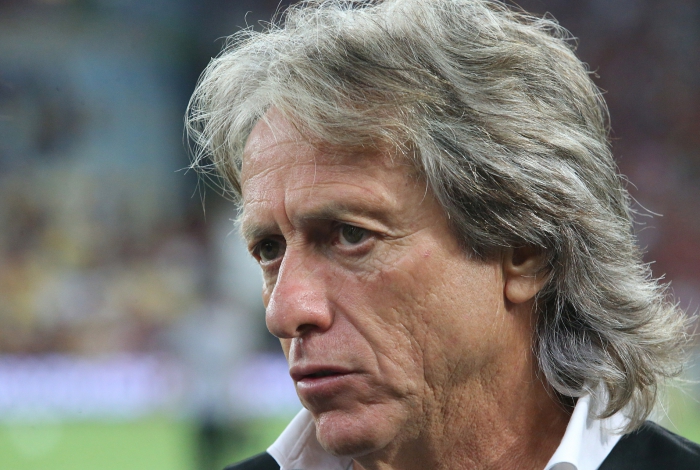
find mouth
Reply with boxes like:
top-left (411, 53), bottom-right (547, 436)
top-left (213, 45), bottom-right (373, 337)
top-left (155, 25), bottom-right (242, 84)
top-left (290, 366), bottom-right (353, 383)
top-left (305, 370), bottom-right (341, 379)
top-left (290, 365), bottom-right (360, 404)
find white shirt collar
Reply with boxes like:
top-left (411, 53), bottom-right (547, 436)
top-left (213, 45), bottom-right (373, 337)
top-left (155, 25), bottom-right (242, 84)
top-left (544, 394), bottom-right (627, 470)
top-left (267, 409), bottom-right (353, 470)
top-left (268, 395), bottom-right (627, 470)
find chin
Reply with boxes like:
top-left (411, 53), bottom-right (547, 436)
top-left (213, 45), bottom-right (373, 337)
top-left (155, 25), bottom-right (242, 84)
top-left (313, 408), bottom-right (398, 458)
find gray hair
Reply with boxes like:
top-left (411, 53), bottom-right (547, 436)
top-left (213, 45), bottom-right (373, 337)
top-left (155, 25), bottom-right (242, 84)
top-left (186, 0), bottom-right (687, 431)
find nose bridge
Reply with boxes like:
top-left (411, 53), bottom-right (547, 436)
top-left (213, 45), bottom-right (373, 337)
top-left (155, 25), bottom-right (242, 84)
top-left (265, 245), bottom-right (333, 338)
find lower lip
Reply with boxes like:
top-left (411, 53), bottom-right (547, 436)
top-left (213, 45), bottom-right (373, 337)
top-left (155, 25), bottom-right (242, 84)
top-left (295, 373), bottom-right (357, 399)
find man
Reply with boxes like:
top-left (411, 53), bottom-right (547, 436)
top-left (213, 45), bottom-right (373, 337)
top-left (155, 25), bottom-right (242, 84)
top-left (186, 0), bottom-right (700, 468)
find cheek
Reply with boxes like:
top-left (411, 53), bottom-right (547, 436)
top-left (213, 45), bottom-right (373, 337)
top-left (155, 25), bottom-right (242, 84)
top-left (371, 246), bottom-right (504, 380)
top-left (335, 262), bottom-right (430, 381)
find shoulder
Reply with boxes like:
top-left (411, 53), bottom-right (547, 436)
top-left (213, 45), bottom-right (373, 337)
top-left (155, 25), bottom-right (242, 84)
top-left (599, 421), bottom-right (700, 470)
top-left (223, 452), bottom-right (280, 470)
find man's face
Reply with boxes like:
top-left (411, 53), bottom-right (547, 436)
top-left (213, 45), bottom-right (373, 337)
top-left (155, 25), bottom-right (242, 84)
top-left (240, 111), bottom-right (531, 458)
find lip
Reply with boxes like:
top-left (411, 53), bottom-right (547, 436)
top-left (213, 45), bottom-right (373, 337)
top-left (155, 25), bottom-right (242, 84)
top-left (289, 364), bottom-right (358, 400)
top-left (289, 365), bottom-right (354, 383)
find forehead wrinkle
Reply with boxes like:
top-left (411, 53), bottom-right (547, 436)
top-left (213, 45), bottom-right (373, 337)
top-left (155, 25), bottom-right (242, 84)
top-left (243, 144), bottom-right (314, 180)
top-left (291, 201), bottom-right (393, 228)
top-left (286, 174), bottom-right (402, 223)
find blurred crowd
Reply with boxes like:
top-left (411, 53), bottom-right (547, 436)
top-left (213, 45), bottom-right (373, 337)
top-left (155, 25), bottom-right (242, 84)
top-left (519, 0), bottom-right (700, 314)
top-left (0, 0), bottom-right (698, 420)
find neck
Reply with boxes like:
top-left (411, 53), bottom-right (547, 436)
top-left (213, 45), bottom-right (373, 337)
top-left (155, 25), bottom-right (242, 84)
top-left (353, 359), bottom-right (571, 470)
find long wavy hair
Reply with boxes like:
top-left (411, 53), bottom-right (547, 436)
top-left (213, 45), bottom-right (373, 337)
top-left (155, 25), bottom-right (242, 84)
top-left (186, 0), bottom-right (687, 431)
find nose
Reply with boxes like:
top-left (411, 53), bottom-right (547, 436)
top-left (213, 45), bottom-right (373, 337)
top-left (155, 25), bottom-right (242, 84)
top-left (265, 249), bottom-right (334, 338)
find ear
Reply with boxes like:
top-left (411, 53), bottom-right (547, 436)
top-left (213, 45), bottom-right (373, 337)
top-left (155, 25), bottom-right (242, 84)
top-left (503, 246), bottom-right (548, 305)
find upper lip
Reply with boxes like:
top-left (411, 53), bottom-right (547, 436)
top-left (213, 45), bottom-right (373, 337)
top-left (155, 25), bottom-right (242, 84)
top-left (289, 365), bottom-right (354, 382)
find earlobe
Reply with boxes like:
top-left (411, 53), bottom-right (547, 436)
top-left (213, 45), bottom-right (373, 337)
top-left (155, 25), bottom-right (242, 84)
top-left (503, 246), bottom-right (548, 305)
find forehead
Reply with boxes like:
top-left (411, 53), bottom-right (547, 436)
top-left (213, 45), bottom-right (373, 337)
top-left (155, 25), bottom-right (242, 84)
top-left (239, 110), bottom-right (422, 236)
top-left (241, 110), bottom-right (402, 180)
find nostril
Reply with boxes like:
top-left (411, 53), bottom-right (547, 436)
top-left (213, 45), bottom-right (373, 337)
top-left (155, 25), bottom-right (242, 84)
top-left (295, 323), bottom-right (318, 336)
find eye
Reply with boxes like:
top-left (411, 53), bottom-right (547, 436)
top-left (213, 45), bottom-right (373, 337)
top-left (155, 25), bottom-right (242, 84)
top-left (257, 238), bottom-right (285, 263)
top-left (339, 224), bottom-right (367, 246)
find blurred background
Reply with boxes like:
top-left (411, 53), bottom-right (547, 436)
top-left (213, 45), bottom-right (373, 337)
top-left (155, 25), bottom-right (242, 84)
top-left (0, 0), bottom-right (698, 469)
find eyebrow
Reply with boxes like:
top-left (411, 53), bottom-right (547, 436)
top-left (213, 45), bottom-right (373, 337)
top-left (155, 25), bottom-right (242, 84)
top-left (240, 200), bottom-right (394, 244)
top-left (239, 219), bottom-right (278, 246)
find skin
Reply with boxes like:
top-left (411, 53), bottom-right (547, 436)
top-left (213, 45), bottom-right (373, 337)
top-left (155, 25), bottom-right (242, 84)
top-left (240, 110), bottom-right (570, 470)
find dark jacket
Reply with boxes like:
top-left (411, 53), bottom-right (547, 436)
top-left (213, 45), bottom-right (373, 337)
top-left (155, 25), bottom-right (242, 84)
top-left (224, 421), bottom-right (700, 470)
top-left (598, 421), bottom-right (700, 469)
